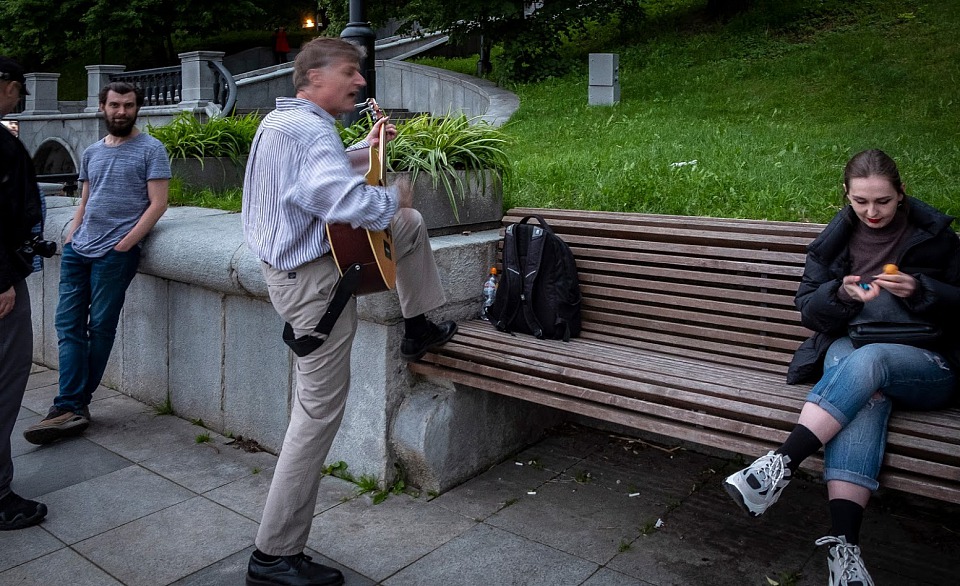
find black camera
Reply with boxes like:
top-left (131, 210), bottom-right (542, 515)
top-left (18, 235), bottom-right (57, 259)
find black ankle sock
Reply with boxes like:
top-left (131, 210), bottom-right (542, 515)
top-left (252, 549), bottom-right (281, 563)
top-left (829, 498), bottom-right (865, 545)
top-left (775, 424), bottom-right (822, 474)
top-left (404, 314), bottom-right (429, 339)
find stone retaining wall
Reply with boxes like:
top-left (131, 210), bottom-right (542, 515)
top-left (27, 198), bottom-right (557, 491)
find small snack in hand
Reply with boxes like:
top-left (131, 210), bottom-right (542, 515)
top-left (883, 263), bottom-right (899, 274)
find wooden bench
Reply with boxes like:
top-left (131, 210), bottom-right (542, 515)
top-left (409, 207), bottom-right (960, 504)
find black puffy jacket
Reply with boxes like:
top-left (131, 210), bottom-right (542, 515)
top-left (786, 197), bottom-right (960, 386)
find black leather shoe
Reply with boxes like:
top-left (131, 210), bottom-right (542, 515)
top-left (400, 320), bottom-right (458, 362)
top-left (0, 491), bottom-right (47, 531)
top-left (246, 552), bottom-right (344, 586)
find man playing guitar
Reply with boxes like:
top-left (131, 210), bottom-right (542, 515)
top-left (241, 37), bottom-right (456, 586)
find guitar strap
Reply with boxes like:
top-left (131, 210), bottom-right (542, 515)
top-left (282, 263), bottom-right (362, 357)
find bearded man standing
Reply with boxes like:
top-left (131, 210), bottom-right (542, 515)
top-left (23, 82), bottom-right (170, 444)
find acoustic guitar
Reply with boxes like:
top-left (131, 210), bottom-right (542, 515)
top-left (326, 98), bottom-right (398, 295)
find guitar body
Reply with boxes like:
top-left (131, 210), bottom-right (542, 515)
top-left (326, 99), bottom-right (398, 295)
top-left (327, 223), bottom-right (396, 295)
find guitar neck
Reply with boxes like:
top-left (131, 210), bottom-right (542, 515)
top-left (364, 99), bottom-right (387, 187)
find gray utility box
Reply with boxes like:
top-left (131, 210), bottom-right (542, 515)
top-left (588, 53), bottom-right (620, 106)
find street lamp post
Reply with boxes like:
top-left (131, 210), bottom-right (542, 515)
top-left (340, 0), bottom-right (376, 125)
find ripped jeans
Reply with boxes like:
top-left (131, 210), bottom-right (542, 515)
top-left (806, 337), bottom-right (956, 491)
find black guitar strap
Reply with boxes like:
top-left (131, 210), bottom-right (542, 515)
top-left (282, 263), bottom-right (362, 357)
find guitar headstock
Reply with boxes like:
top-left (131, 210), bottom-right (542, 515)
top-left (355, 98), bottom-right (384, 122)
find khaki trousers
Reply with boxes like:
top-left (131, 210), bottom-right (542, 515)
top-left (256, 208), bottom-right (445, 555)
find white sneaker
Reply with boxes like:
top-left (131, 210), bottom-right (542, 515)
top-left (815, 535), bottom-right (874, 586)
top-left (723, 451), bottom-right (791, 516)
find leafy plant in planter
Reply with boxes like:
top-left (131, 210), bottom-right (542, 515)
top-left (339, 113), bottom-right (512, 222)
top-left (147, 111), bottom-right (261, 164)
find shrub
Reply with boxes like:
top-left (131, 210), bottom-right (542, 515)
top-left (340, 113), bottom-right (512, 221)
top-left (147, 111), bottom-right (261, 164)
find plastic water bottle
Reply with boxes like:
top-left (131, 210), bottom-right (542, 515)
top-left (480, 267), bottom-right (498, 320)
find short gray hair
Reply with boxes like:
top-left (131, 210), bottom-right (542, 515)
top-left (293, 38), bottom-right (365, 91)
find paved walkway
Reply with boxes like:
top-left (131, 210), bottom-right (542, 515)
top-left (3, 366), bottom-right (959, 585)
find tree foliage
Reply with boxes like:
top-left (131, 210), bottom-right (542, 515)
top-left (403, 0), bottom-right (644, 82)
top-left (0, 0), bottom-right (270, 68)
top-left (319, 0), bottom-right (644, 82)
top-left (1, 0), bottom-right (642, 82)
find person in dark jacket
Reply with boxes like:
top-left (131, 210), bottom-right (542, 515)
top-left (0, 55), bottom-right (48, 530)
top-left (724, 149), bottom-right (959, 586)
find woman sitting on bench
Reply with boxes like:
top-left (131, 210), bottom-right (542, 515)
top-left (724, 149), bottom-right (959, 586)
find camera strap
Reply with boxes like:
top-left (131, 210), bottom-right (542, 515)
top-left (282, 263), bottom-right (361, 357)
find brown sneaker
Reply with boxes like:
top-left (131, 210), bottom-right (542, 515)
top-left (22, 406), bottom-right (90, 445)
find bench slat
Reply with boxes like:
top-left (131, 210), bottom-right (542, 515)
top-left (582, 323), bottom-right (798, 367)
top-left (581, 273), bottom-right (798, 307)
top-left (565, 234), bottom-right (809, 265)
top-left (409, 361), bottom-right (960, 503)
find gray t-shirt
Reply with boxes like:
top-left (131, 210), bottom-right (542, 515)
top-left (72, 132), bottom-right (171, 258)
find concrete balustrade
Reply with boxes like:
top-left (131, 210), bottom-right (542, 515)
top-left (27, 198), bottom-right (557, 491)
top-left (376, 60), bottom-right (519, 126)
top-left (15, 56), bottom-right (520, 178)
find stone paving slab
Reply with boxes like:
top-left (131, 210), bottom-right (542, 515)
top-left (4, 368), bottom-right (960, 586)
top-left (582, 567), bottom-right (655, 586)
top-left (139, 435), bottom-right (278, 494)
top-left (306, 492), bottom-right (478, 583)
top-left (513, 425), bottom-right (608, 473)
top-left (204, 469), bottom-right (359, 524)
top-left (486, 475), bottom-right (648, 565)
top-left (0, 547), bottom-right (124, 585)
top-left (432, 456), bottom-right (558, 521)
top-left (22, 367), bottom-right (60, 392)
top-left (20, 378), bottom-right (118, 414)
top-left (72, 496), bottom-right (258, 586)
top-left (36, 465), bottom-right (195, 545)
top-left (485, 441), bottom-right (721, 567)
top-left (81, 395), bottom-right (195, 463)
top-left (383, 523), bottom-right (598, 586)
top-left (10, 435), bottom-right (132, 499)
top-left (0, 522), bottom-right (64, 573)
top-left (605, 468), bottom-right (822, 586)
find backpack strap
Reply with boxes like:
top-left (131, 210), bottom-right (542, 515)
top-left (493, 223), bottom-right (523, 333)
top-left (518, 220), bottom-right (547, 338)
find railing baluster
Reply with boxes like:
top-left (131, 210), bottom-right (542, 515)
top-left (109, 62), bottom-right (233, 112)
top-left (110, 66), bottom-right (183, 106)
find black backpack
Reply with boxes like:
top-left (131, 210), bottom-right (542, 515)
top-left (489, 215), bottom-right (582, 341)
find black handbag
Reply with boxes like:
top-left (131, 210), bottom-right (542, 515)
top-left (848, 290), bottom-right (941, 349)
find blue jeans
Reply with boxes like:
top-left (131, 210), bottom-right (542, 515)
top-left (806, 337), bottom-right (955, 491)
top-left (54, 243), bottom-right (140, 412)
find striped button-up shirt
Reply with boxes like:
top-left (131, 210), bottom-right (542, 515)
top-left (242, 97), bottom-right (399, 271)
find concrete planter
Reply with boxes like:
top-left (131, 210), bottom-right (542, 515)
top-left (389, 169), bottom-right (503, 236)
top-left (170, 156), bottom-right (246, 191)
top-left (168, 160), bottom-right (502, 235)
